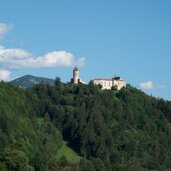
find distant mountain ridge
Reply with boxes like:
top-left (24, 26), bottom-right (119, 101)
top-left (10, 75), bottom-right (55, 88)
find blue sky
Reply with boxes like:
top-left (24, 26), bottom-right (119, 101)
top-left (0, 0), bottom-right (171, 100)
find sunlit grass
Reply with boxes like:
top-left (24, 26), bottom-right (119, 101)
top-left (57, 141), bottom-right (81, 163)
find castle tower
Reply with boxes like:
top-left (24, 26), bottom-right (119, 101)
top-left (73, 66), bottom-right (79, 84)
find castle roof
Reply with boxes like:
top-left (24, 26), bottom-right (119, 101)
top-left (73, 66), bottom-right (79, 71)
top-left (94, 78), bottom-right (124, 81)
top-left (113, 76), bottom-right (120, 80)
top-left (94, 78), bottom-right (112, 81)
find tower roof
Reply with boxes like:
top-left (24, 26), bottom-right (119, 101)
top-left (73, 66), bottom-right (79, 71)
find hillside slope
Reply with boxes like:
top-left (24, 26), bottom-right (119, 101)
top-left (10, 75), bottom-right (55, 88)
top-left (0, 81), bottom-right (171, 170)
top-left (0, 82), bottom-right (80, 171)
top-left (32, 82), bottom-right (171, 170)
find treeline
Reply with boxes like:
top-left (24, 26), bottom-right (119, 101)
top-left (0, 80), bottom-right (171, 170)
top-left (0, 82), bottom-right (70, 170)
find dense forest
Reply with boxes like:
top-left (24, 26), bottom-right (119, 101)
top-left (0, 79), bottom-right (171, 171)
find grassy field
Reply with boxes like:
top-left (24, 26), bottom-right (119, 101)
top-left (57, 141), bottom-right (81, 163)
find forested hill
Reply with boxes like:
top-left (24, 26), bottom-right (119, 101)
top-left (10, 75), bottom-right (55, 88)
top-left (0, 81), bottom-right (171, 171)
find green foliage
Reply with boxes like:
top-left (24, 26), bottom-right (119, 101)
top-left (54, 76), bottom-right (61, 89)
top-left (1, 147), bottom-right (33, 171)
top-left (31, 83), bottom-right (171, 170)
top-left (57, 141), bottom-right (81, 163)
top-left (79, 158), bottom-right (96, 171)
top-left (0, 82), bottom-right (77, 170)
top-left (1, 81), bottom-right (171, 170)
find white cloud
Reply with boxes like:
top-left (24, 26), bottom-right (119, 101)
top-left (0, 46), bottom-right (31, 58)
top-left (139, 81), bottom-right (154, 90)
top-left (0, 46), bottom-right (85, 69)
top-left (34, 51), bottom-right (75, 67)
top-left (0, 22), bottom-right (85, 69)
top-left (0, 23), bottom-right (12, 38)
top-left (0, 70), bottom-right (11, 81)
top-left (139, 81), bottom-right (166, 90)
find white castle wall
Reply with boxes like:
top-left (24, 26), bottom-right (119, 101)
top-left (93, 78), bottom-right (125, 90)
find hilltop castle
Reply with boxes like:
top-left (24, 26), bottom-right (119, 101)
top-left (71, 66), bottom-right (85, 84)
top-left (93, 77), bottom-right (125, 90)
top-left (71, 66), bottom-right (125, 90)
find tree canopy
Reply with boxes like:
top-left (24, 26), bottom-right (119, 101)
top-left (0, 81), bottom-right (171, 170)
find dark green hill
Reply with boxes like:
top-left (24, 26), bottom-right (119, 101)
top-left (0, 81), bottom-right (171, 171)
top-left (0, 82), bottom-right (80, 171)
top-left (31, 82), bottom-right (171, 170)
top-left (10, 75), bottom-right (55, 88)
